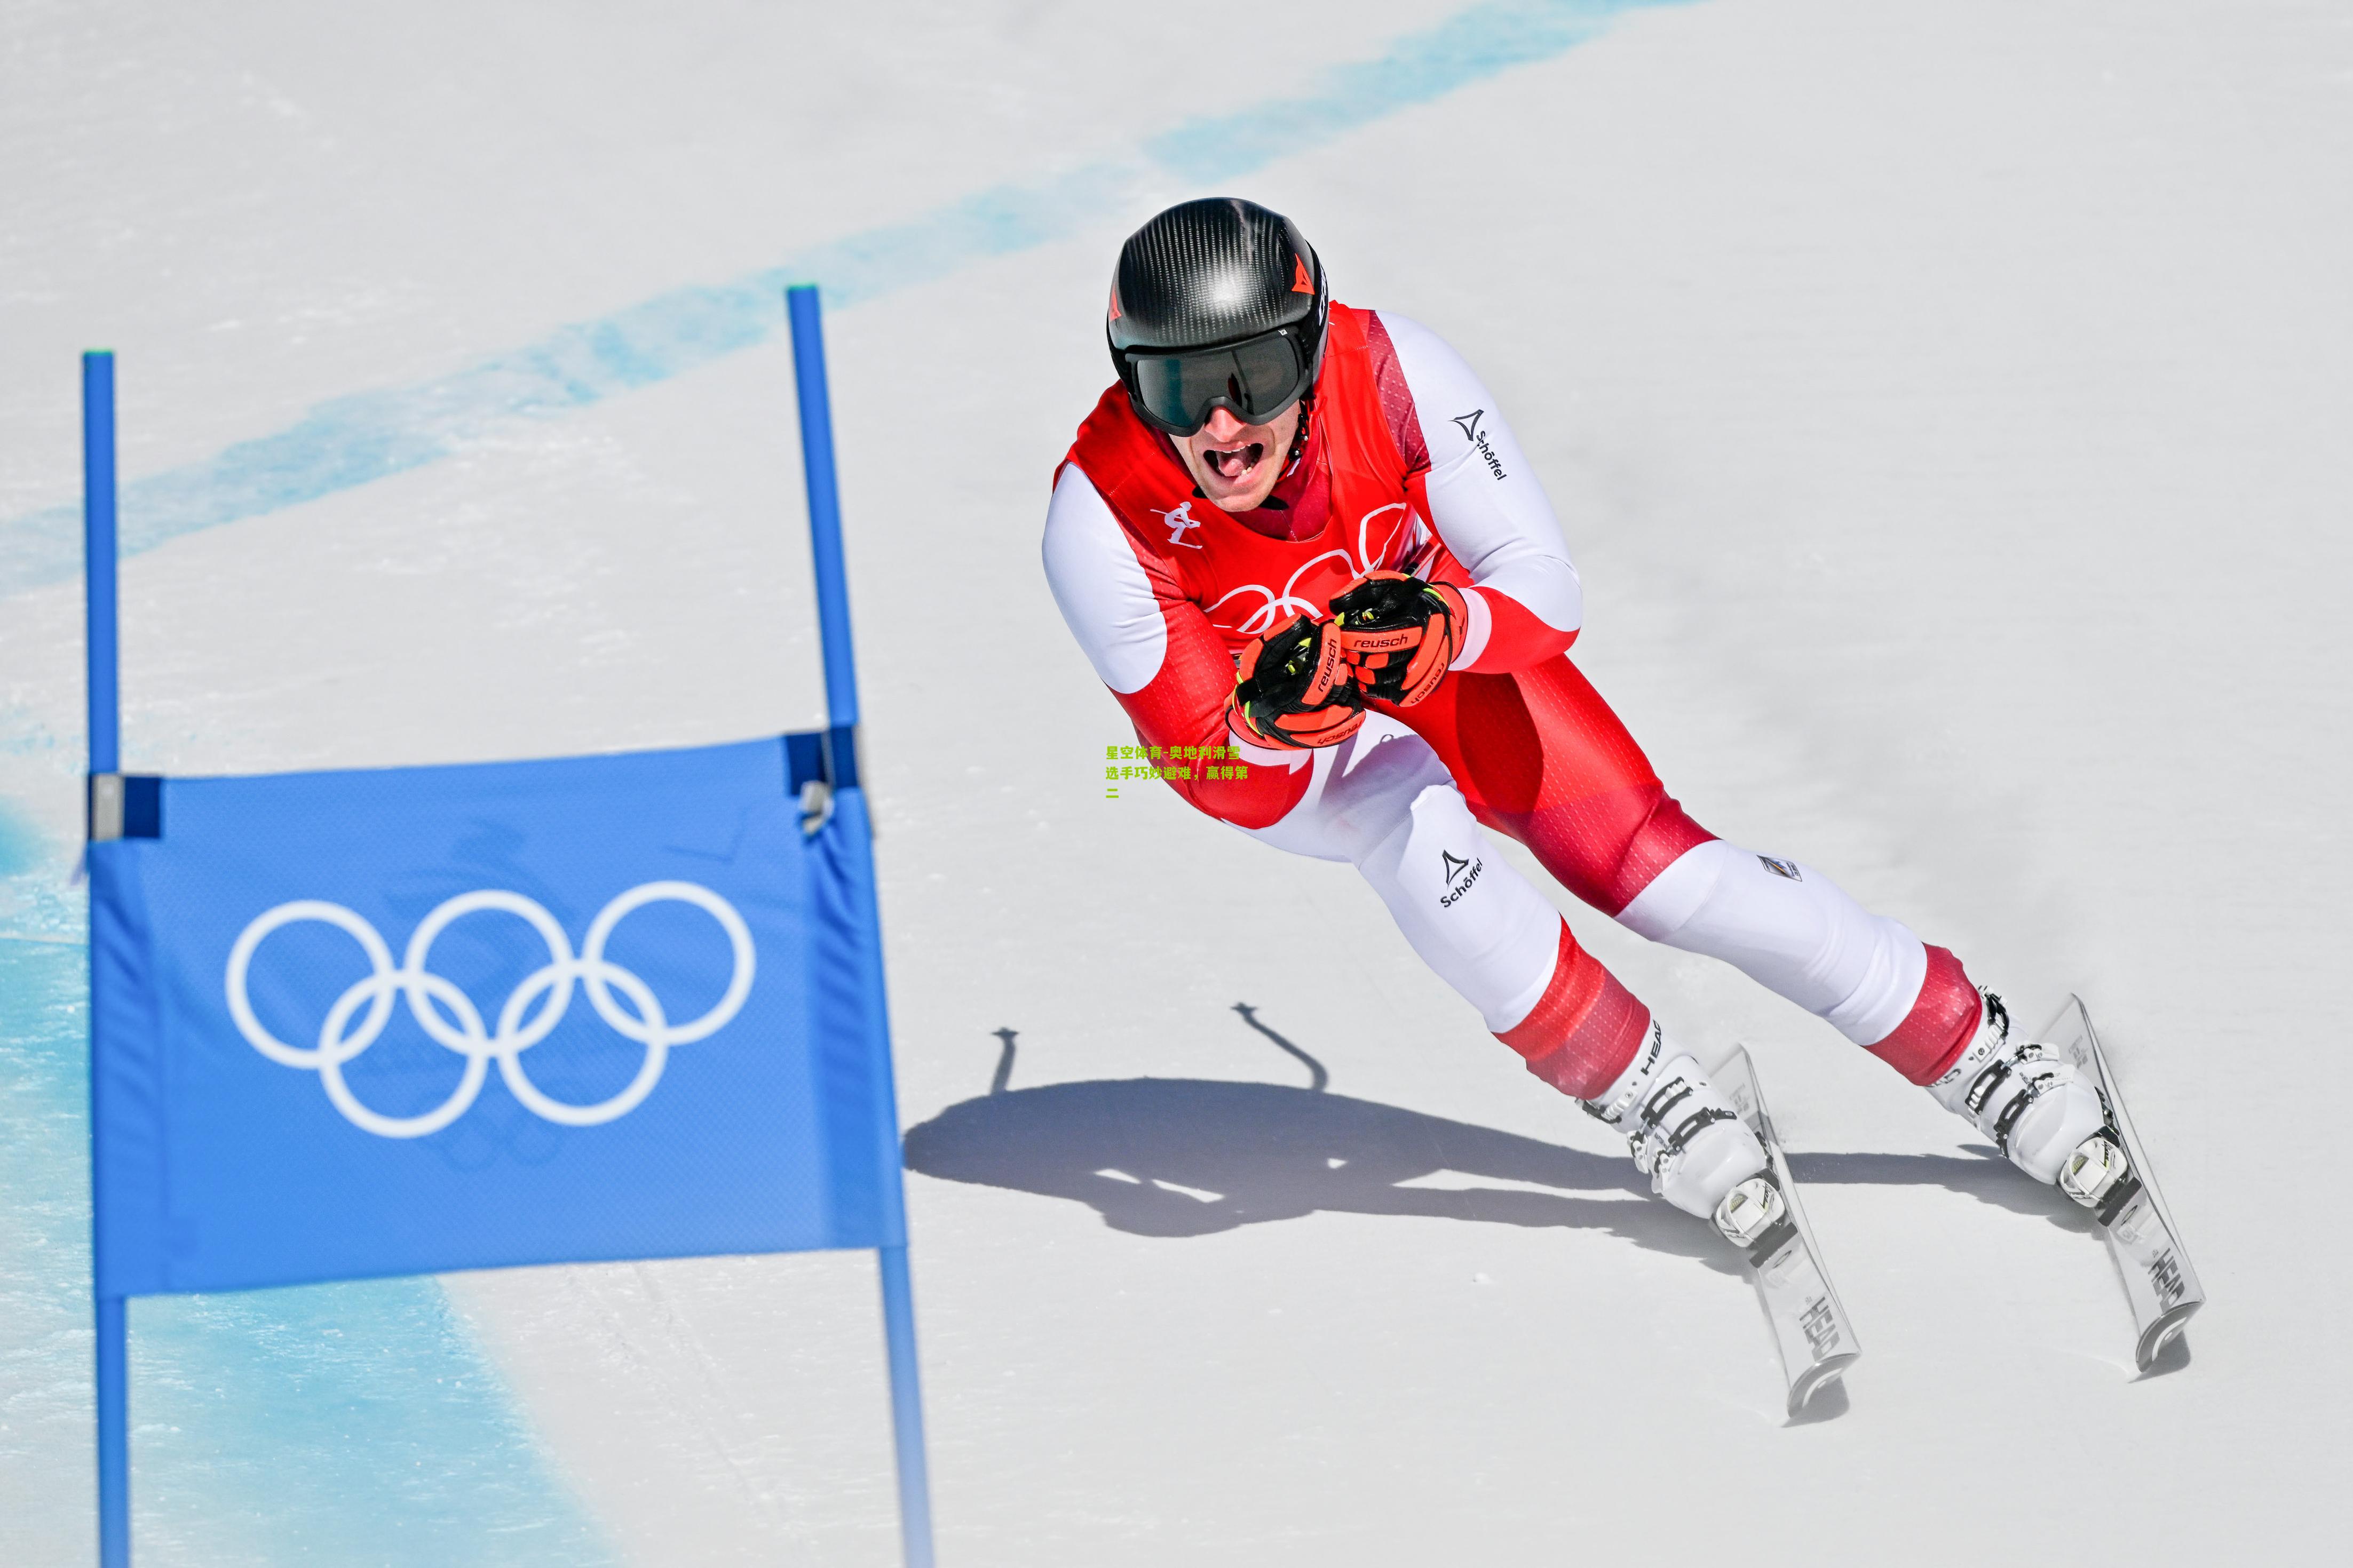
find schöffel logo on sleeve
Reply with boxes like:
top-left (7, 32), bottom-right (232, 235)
top-left (1449, 409), bottom-right (1507, 481)
top-left (225, 883), bottom-right (754, 1138)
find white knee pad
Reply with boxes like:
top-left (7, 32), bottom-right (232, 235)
top-left (1616, 839), bottom-right (1926, 1044)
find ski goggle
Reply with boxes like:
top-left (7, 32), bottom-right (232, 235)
top-left (1118, 323), bottom-right (1321, 437)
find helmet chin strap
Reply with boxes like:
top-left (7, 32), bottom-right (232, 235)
top-left (1280, 391), bottom-right (1314, 477)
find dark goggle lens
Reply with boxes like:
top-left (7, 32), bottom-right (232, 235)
top-left (1128, 331), bottom-right (1309, 434)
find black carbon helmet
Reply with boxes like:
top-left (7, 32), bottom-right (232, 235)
top-left (1106, 197), bottom-right (1329, 436)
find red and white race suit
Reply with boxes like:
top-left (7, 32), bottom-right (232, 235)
top-left (1044, 303), bottom-right (1980, 1099)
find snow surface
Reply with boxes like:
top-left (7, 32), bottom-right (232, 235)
top-left (4, 1), bottom-right (2350, 1563)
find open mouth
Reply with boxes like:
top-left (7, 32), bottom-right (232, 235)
top-left (1201, 441), bottom-right (1266, 484)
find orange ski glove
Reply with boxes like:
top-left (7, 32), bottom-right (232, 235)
top-left (1329, 571), bottom-right (1468, 706)
top-left (1228, 614), bottom-right (1365, 750)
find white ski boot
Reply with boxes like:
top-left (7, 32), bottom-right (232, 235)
top-left (1930, 990), bottom-right (2130, 1209)
top-left (1583, 1023), bottom-right (1782, 1249)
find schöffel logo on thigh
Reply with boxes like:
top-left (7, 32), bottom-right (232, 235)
top-left (1757, 856), bottom-right (1802, 881)
top-left (1438, 849), bottom-right (1484, 907)
top-left (224, 883), bottom-right (755, 1139)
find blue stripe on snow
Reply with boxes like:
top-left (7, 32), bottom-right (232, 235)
top-left (0, 0), bottom-right (1696, 598)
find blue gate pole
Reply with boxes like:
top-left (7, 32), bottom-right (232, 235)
top-left (83, 349), bottom-right (131, 1568)
top-left (786, 285), bottom-right (861, 732)
top-left (786, 284), bottom-right (936, 1568)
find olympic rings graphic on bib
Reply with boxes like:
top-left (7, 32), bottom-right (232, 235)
top-left (224, 883), bottom-right (755, 1139)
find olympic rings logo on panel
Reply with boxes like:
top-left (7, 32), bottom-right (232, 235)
top-left (225, 883), bottom-right (755, 1139)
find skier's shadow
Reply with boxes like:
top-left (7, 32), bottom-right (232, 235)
top-left (905, 1010), bottom-right (2095, 1276)
top-left (908, 1010), bottom-right (1741, 1273)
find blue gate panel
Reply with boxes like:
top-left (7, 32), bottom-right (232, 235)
top-left (89, 735), bottom-right (896, 1298)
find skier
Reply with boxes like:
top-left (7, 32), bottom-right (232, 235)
top-left (1043, 197), bottom-right (2127, 1247)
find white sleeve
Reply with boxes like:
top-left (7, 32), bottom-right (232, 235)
top-left (1041, 463), bottom-right (1168, 695)
top-left (1377, 311), bottom-right (1582, 653)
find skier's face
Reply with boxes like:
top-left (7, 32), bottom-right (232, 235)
top-left (1175, 402), bottom-right (1301, 513)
